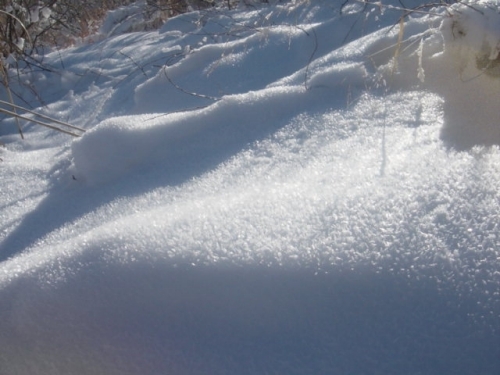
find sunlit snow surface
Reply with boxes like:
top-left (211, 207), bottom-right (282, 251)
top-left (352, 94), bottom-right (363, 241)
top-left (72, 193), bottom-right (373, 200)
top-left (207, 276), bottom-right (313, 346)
top-left (1, 1), bottom-right (499, 374)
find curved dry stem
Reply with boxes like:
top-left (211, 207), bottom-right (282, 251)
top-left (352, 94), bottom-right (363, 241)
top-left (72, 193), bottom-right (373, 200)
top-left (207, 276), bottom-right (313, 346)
top-left (0, 9), bottom-right (34, 48)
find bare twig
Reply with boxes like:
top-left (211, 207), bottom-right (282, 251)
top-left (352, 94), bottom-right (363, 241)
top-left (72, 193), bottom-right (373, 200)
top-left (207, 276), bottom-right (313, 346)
top-left (304, 26), bottom-right (318, 91)
top-left (119, 51), bottom-right (149, 78)
top-left (162, 65), bottom-right (221, 101)
top-left (0, 9), bottom-right (34, 47)
top-left (0, 63), bottom-right (24, 139)
top-left (0, 101), bottom-right (85, 137)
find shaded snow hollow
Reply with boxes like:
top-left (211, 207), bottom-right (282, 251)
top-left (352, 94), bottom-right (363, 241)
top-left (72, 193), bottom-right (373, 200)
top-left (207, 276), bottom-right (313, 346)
top-left (0, 1), bottom-right (499, 375)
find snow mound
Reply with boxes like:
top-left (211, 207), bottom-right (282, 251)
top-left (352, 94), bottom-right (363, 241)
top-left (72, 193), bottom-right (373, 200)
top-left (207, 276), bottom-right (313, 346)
top-left (3, 89), bottom-right (500, 375)
top-left (434, 0), bottom-right (500, 149)
top-left (72, 86), bottom-right (310, 185)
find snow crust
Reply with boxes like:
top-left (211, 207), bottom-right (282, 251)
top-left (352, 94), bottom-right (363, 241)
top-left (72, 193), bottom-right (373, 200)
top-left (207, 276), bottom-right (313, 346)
top-left (1, 1), bottom-right (500, 374)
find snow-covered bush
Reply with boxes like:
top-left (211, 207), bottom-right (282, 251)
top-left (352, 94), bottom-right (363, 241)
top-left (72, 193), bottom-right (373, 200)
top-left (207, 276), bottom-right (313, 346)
top-left (0, 0), bottom-right (138, 59)
top-left (0, 0), bottom-right (274, 66)
top-left (0, 1), bottom-right (191, 117)
top-left (0, 0), bottom-right (275, 95)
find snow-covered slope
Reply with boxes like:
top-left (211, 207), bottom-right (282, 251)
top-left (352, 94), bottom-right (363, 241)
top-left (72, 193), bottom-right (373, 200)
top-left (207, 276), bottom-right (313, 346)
top-left (0, 1), bottom-right (499, 374)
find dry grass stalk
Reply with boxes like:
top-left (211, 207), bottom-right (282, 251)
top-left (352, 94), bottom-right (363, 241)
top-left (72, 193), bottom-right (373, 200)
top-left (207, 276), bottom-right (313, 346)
top-left (0, 99), bottom-right (85, 137)
top-left (0, 62), bottom-right (24, 139)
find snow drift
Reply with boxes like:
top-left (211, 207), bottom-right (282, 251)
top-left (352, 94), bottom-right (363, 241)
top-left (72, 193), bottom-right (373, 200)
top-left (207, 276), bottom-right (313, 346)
top-left (71, 0), bottom-right (500, 184)
top-left (1, 1), bottom-right (499, 374)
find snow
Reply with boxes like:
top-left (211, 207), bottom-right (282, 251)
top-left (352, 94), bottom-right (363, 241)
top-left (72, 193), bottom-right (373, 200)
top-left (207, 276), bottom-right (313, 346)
top-left (100, 1), bottom-right (152, 37)
top-left (1, 1), bottom-right (499, 374)
top-left (29, 6), bottom-right (40, 23)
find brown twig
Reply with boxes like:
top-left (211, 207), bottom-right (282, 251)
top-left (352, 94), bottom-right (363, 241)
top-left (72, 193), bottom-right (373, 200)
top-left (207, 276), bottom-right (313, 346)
top-left (0, 101), bottom-right (85, 137)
